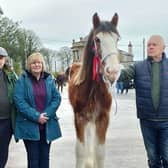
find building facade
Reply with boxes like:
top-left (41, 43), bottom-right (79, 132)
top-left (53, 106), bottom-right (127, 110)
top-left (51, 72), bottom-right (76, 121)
top-left (71, 37), bottom-right (134, 66)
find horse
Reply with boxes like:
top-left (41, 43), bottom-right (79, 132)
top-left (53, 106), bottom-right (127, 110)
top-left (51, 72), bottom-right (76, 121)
top-left (56, 73), bottom-right (66, 92)
top-left (67, 13), bottom-right (121, 168)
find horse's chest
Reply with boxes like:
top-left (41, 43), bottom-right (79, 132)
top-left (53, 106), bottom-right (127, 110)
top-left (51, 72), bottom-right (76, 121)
top-left (79, 102), bottom-right (105, 122)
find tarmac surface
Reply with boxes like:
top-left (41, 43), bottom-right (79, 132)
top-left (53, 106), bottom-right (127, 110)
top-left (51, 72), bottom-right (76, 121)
top-left (6, 87), bottom-right (148, 168)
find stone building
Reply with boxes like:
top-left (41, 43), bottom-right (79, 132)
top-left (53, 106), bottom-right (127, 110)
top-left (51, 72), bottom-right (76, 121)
top-left (71, 37), bottom-right (134, 66)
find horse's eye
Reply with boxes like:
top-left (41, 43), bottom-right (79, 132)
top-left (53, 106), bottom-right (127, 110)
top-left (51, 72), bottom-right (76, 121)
top-left (95, 38), bottom-right (100, 43)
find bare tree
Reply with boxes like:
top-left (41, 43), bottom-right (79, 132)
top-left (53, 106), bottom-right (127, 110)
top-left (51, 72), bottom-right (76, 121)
top-left (40, 48), bottom-right (57, 72)
top-left (17, 29), bottom-right (42, 69)
top-left (57, 46), bottom-right (72, 72)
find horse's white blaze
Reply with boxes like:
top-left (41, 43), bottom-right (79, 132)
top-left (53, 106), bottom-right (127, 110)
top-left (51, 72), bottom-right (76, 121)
top-left (96, 32), bottom-right (118, 58)
top-left (76, 121), bottom-right (105, 168)
top-left (96, 32), bottom-right (120, 77)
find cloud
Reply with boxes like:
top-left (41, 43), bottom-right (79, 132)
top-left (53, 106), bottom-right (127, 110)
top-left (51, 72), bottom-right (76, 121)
top-left (1, 0), bottom-right (168, 57)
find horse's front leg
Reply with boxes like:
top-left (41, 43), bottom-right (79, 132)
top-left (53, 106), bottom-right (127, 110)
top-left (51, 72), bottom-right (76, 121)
top-left (95, 112), bottom-right (109, 168)
top-left (75, 113), bottom-right (86, 168)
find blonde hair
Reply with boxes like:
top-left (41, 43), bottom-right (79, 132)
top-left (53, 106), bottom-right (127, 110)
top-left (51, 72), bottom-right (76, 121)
top-left (27, 52), bottom-right (46, 72)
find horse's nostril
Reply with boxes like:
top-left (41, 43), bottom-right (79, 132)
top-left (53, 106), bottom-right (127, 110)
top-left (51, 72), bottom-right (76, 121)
top-left (106, 67), bottom-right (110, 73)
top-left (106, 67), bottom-right (111, 73)
top-left (105, 66), bottom-right (119, 75)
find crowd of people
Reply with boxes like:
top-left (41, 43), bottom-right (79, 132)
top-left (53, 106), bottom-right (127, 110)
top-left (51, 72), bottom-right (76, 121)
top-left (116, 79), bottom-right (134, 94)
top-left (0, 34), bottom-right (168, 168)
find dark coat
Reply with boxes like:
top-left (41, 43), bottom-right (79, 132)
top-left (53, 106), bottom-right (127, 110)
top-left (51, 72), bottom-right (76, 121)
top-left (135, 54), bottom-right (168, 119)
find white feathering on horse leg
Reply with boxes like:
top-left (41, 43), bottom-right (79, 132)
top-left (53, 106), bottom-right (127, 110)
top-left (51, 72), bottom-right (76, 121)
top-left (84, 122), bottom-right (96, 168)
top-left (95, 141), bottom-right (105, 168)
top-left (76, 139), bottom-right (85, 168)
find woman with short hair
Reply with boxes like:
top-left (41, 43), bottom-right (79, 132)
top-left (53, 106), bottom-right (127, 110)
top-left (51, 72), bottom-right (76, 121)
top-left (14, 52), bottom-right (62, 168)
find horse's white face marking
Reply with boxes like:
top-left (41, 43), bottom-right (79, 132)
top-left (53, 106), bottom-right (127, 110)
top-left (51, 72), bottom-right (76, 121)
top-left (96, 32), bottom-right (118, 59)
top-left (96, 32), bottom-right (120, 82)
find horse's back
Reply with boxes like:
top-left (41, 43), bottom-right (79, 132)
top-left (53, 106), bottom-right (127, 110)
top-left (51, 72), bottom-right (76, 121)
top-left (67, 62), bottom-right (82, 104)
top-left (68, 62), bottom-right (81, 82)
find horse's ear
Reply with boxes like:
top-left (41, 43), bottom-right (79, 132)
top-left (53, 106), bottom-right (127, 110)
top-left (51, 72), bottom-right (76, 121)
top-left (93, 12), bottom-right (100, 29)
top-left (111, 13), bottom-right (118, 27)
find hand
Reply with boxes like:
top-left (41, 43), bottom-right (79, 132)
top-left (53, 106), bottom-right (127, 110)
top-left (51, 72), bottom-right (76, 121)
top-left (38, 113), bottom-right (49, 124)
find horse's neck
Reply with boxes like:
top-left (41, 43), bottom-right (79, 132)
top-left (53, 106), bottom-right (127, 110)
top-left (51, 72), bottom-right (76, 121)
top-left (82, 80), bottom-right (107, 102)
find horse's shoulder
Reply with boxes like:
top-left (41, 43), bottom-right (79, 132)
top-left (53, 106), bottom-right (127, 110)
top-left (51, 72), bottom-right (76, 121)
top-left (69, 63), bottom-right (81, 79)
top-left (71, 62), bottom-right (81, 71)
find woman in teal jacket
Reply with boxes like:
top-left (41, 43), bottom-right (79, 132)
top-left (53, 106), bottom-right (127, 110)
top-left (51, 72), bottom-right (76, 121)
top-left (14, 52), bottom-right (61, 168)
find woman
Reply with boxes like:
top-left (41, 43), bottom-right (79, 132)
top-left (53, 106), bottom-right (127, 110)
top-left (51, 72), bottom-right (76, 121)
top-left (14, 52), bottom-right (62, 168)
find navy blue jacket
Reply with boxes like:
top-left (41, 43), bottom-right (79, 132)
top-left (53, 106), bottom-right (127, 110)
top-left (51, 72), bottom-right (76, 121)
top-left (135, 54), bottom-right (168, 119)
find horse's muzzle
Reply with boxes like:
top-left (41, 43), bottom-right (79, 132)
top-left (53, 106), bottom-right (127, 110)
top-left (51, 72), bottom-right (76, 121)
top-left (104, 65), bottom-right (120, 82)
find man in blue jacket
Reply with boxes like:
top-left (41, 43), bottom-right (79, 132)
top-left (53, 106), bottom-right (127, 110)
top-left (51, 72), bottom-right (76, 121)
top-left (119, 35), bottom-right (168, 168)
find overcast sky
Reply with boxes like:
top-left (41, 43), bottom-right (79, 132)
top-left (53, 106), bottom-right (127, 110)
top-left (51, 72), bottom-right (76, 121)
top-left (1, 0), bottom-right (168, 60)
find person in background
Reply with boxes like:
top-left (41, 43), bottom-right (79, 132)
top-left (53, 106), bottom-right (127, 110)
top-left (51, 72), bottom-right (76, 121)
top-left (14, 52), bottom-right (62, 168)
top-left (0, 47), bottom-right (17, 168)
top-left (119, 35), bottom-right (168, 168)
top-left (116, 80), bottom-right (124, 94)
top-left (123, 79), bottom-right (129, 94)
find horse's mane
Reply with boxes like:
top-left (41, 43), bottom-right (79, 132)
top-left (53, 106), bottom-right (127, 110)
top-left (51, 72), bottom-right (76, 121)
top-left (74, 21), bottom-right (119, 85)
top-left (73, 30), bottom-right (94, 85)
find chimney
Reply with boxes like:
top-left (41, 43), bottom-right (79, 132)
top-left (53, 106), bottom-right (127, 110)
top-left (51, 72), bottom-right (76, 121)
top-left (128, 41), bottom-right (133, 55)
top-left (80, 37), bottom-right (83, 41)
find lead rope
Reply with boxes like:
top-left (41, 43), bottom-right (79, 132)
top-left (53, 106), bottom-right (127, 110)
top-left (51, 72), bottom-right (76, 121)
top-left (103, 68), bottom-right (121, 115)
top-left (103, 78), bottom-right (118, 115)
top-left (111, 81), bottom-right (118, 115)
top-left (111, 69), bottom-right (121, 115)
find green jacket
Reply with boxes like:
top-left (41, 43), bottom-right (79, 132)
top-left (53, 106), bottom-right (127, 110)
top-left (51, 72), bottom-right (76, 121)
top-left (4, 66), bottom-right (18, 131)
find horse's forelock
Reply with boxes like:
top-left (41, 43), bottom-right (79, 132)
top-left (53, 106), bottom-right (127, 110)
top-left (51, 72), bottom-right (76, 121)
top-left (95, 21), bottom-right (119, 36)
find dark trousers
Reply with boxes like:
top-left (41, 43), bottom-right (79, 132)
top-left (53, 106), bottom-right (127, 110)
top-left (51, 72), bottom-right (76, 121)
top-left (116, 81), bottom-right (124, 94)
top-left (140, 119), bottom-right (168, 168)
top-left (23, 130), bottom-right (51, 168)
top-left (0, 119), bottom-right (12, 168)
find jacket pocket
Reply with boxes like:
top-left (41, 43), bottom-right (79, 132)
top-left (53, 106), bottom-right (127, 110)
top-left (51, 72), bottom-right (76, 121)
top-left (15, 118), bottom-right (39, 140)
top-left (46, 118), bottom-right (62, 141)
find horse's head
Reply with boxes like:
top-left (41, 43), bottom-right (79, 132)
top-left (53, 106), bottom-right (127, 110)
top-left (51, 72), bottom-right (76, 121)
top-left (92, 13), bottom-right (120, 83)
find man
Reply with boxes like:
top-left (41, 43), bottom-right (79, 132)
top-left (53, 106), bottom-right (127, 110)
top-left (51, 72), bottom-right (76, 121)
top-left (0, 47), bottom-right (17, 168)
top-left (119, 35), bottom-right (168, 168)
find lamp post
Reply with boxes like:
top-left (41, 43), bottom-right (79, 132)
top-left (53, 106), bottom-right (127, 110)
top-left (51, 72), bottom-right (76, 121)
top-left (143, 38), bottom-right (145, 60)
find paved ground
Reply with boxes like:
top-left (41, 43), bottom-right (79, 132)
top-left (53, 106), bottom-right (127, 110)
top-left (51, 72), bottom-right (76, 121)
top-left (6, 87), bottom-right (148, 168)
